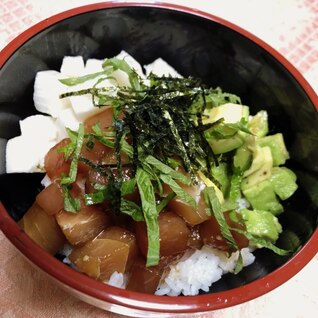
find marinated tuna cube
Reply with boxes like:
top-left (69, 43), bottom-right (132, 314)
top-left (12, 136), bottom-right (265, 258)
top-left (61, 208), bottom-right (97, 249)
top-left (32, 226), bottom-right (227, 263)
top-left (84, 107), bottom-right (114, 133)
top-left (19, 202), bottom-right (66, 254)
top-left (97, 226), bottom-right (138, 270)
top-left (126, 257), bottom-right (170, 294)
top-left (79, 140), bottom-right (110, 172)
top-left (165, 181), bottom-right (210, 226)
top-left (136, 211), bottom-right (190, 258)
top-left (69, 237), bottom-right (130, 281)
top-left (44, 138), bottom-right (71, 181)
top-left (36, 181), bottom-right (64, 215)
top-left (56, 205), bottom-right (110, 246)
top-left (199, 211), bottom-right (249, 251)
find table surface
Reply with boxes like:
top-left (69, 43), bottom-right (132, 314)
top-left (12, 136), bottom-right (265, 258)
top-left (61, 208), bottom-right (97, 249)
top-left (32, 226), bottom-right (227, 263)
top-left (1, 0), bottom-right (318, 317)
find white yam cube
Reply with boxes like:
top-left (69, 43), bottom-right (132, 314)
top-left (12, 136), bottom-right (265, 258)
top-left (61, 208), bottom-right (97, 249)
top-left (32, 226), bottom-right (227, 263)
top-left (85, 58), bottom-right (104, 73)
top-left (6, 115), bottom-right (65, 173)
top-left (68, 76), bottom-right (116, 121)
top-left (33, 70), bottom-right (71, 117)
top-left (144, 58), bottom-right (182, 78)
top-left (60, 56), bottom-right (85, 76)
top-left (55, 108), bottom-right (81, 139)
top-left (19, 115), bottom-right (59, 141)
top-left (110, 69), bottom-right (130, 87)
top-left (115, 50), bottom-right (145, 78)
top-left (6, 135), bottom-right (56, 173)
top-left (69, 94), bottom-right (104, 121)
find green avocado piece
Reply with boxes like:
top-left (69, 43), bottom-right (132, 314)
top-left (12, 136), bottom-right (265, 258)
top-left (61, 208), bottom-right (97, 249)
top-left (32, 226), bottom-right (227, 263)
top-left (257, 133), bottom-right (289, 166)
top-left (211, 162), bottom-right (230, 195)
top-left (243, 145), bottom-right (266, 177)
top-left (233, 142), bottom-right (253, 172)
top-left (248, 110), bottom-right (269, 137)
top-left (241, 146), bottom-right (273, 189)
top-left (204, 103), bottom-right (250, 154)
top-left (242, 179), bottom-right (283, 215)
top-left (203, 103), bottom-right (249, 125)
top-left (208, 131), bottom-right (246, 154)
top-left (240, 208), bottom-right (282, 242)
top-left (270, 167), bottom-right (298, 200)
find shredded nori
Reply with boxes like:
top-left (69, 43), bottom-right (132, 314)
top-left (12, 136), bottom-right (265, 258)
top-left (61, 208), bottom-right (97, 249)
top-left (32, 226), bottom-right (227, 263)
top-left (60, 73), bottom-right (241, 186)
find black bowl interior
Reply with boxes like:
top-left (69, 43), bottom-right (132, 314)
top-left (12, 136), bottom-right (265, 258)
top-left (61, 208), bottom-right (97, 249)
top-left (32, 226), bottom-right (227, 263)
top-left (0, 6), bottom-right (318, 294)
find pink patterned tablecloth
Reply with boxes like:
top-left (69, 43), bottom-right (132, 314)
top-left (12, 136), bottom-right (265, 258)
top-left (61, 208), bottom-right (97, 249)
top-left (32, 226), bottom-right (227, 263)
top-left (1, 1), bottom-right (318, 317)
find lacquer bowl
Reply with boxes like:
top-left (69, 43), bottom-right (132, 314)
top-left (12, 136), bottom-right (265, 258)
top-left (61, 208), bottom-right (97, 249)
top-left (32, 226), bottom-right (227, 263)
top-left (0, 2), bottom-right (317, 317)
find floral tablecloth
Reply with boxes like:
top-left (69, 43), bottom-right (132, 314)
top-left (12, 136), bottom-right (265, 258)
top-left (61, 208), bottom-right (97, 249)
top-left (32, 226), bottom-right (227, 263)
top-left (1, 1), bottom-right (318, 317)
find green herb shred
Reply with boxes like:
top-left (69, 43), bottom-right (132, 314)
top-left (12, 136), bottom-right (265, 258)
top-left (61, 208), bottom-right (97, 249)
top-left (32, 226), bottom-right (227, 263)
top-left (56, 56), bottom-right (291, 268)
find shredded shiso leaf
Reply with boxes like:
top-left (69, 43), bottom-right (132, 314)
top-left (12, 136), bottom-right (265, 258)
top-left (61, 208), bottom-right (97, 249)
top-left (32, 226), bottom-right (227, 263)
top-left (57, 57), bottom-right (291, 267)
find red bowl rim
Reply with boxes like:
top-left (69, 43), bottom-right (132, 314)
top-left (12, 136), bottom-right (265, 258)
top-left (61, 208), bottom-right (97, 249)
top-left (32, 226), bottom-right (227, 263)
top-left (1, 1), bottom-right (318, 314)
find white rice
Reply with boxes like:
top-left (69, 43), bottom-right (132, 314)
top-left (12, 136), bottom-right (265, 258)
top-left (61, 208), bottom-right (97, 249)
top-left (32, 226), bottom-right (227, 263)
top-left (58, 243), bottom-right (74, 267)
top-left (236, 197), bottom-right (250, 211)
top-left (106, 271), bottom-right (127, 289)
top-left (27, 54), bottom-right (255, 296)
top-left (155, 246), bottom-right (255, 296)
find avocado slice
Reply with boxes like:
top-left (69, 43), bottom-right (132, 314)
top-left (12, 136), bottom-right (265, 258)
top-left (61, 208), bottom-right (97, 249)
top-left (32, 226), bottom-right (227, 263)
top-left (210, 162), bottom-right (230, 195)
top-left (242, 179), bottom-right (283, 215)
top-left (203, 103), bottom-right (250, 154)
top-left (241, 146), bottom-right (273, 189)
top-left (202, 102), bottom-right (249, 125)
top-left (243, 145), bottom-right (268, 177)
top-left (270, 167), bottom-right (298, 200)
top-left (208, 131), bottom-right (247, 154)
top-left (248, 110), bottom-right (269, 137)
top-left (233, 139), bottom-right (253, 172)
top-left (240, 208), bottom-right (282, 242)
top-left (257, 133), bottom-right (289, 166)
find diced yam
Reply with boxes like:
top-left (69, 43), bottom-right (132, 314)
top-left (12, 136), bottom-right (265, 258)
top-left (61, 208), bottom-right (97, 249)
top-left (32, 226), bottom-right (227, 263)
top-left (69, 237), bottom-right (130, 281)
top-left (94, 51), bottom-right (145, 88)
top-left (19, 115), bottom-right (60, 141)
top-left (6, 115), bottom-right (64, 173)
top-left (109, 69), bottom-right (131, 87)
top-left (55, 107), bottom-right (81, 139)
top-left (19, 202), bottom-right (66, 254)
top-left (33, 70), bottom-right (71, 117)
top-left (36, 182), bottom-right (64, 215)
top-left (115, 50), bottom-right (145, 78)
top-left (69, 94), bottom-right (106, 121)
top-left (56, 205), bottom-right (110, 246)
top-left (144, 58), bottom-right (182, 78)
top-left (85, 58), bottom-right (104, 73)
top-left (60, 56), bottom-right (85, 76)
top-left (6, 135), bottom-right (56, 173)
